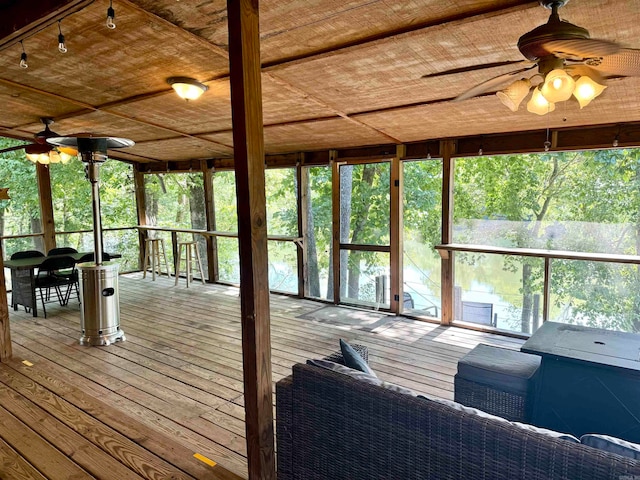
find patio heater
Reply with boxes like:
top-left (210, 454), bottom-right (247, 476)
top-left (48, 134), bottom-right (134, 346)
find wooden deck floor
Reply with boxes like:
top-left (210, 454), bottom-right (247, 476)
top-left (1, 273), bottom-right (523, 479)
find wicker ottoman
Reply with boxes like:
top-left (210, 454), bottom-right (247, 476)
top-left (454, 344), bottom-right (541, 422)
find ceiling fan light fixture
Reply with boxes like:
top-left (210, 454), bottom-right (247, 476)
top-left (540, 68), bottom-right (575, 103)
top-left (573, 75), bottom-right (607, 108)
top-left (497, 78), bottom-right (531, 112)
top-left (527, 87), bottom-right (556, 115)
top-left (58, 146), bottom-right (77, 164)
top-left (167, 77), bottom-right (208, 101)
top-left (26, 152), bottom-right (51, 164)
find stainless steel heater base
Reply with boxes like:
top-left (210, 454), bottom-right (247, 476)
top-left (79, 329), bottom-right (126, 346)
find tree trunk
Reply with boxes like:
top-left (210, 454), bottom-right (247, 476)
top-left (334, 165), bottom-right (352, 299)
top-left (305, 173), bottom-right (321, 297)
top-left (346, 164), bottom-right (377, 301)
top-left (31, 217), bottom-right (44, 252)
top-left (145, 177), bottom-right (159, 227)
top-left (189, 181), bottom-right (208, 279)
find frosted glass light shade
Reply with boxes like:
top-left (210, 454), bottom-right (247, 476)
top-left (540, 69), bottom-right (575, 103)
top-left (573, 76), bottom-right (607, 108)
top-left (497, 79), bottom-right (531, 112)
top-left (167, 77), bottom-right (208, 101)
top-left (527, 88), bottom-right (555, 115)
top-left (25, 152), bottom-right (50, 164)
top-left (58, 146), bottom-right (76, 164)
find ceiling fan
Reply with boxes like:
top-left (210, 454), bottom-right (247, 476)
top-left (0, 118), bottom-right (76, 163)
top-left (454, 0), bottom-right (640, 114)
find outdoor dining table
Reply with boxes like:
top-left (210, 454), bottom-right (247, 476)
top-left (5, 251), bottom-right (120, 318)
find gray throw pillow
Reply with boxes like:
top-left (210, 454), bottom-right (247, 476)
top-left (307, 359), bottom-right (377, 383)
top-left (581, 434), bottom-right (640, 459)
top-left (340, 339), bottom-right (377, 377)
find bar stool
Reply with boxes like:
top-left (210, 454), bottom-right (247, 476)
top-left (142, 237), bottom-right (171, 280)
top-left (175, 241), bottom-right (206, 287)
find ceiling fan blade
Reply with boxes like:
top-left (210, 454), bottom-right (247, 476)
top-left (586, 48), bottom-right (640, 77)
top-left (542, 38), bottom-right (620, 59)
top-left (0, 144), bottom-right (28, 155)
top-left (454, 64), bottom-right (537, 102)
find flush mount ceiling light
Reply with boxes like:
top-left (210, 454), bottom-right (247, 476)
top-left (167, 77), bottom-right (208, 101)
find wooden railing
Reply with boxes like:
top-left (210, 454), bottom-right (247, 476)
top-left (435, 243), bottom-right (640, 325)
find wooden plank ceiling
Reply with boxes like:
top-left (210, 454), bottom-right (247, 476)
top-left (1, 0), bottom-right (639, 164)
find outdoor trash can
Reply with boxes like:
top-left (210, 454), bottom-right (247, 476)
top-left (78, 262), bottom-right (125, 346)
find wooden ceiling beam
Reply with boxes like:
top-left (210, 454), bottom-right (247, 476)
top-left (0, 0), bottom-right (539, 152)
top-left (0, 78), bottom-right (233, 152)
top-left (263, 72), bottom-right (401, 143)
top-left (0, 0), bottom-right (94, 51)
top-left (39, 0), bottom-right (538, 147)
top-left (119, 0), bottom-right (229, 60)
top-left (261, 1), bottom-right (538, 71)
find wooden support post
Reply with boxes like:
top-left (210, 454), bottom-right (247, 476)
top-left (0, 239), bottom-right (11, 362)
top-left (227, 0), bottom-right (276, 478)
top-left (202, 160), bottom-right (219, 283)
top-left (440, 140), bottom-right (456, 325)
top-left (134, 166), bottom-right (147, 270)
top-left (390, 145), bottom-right (404, 314)
top-left (330, 150), bottom-right (340, 304)
top-left (296, 155), bottom-right (306, 298)
top-left (36, 163), bottom-right (56, 254)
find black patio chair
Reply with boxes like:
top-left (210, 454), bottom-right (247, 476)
top-left (35, 256), bottom-right (77, 318)
top-left (77, 252), bottom-right (111, 263)
top-left (10, 250), bottom-right (44, 260)
top-left (47, 247), bottom-right (78, 256)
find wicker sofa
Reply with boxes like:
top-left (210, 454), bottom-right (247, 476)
top-left (276, 346), bottom-right (640, 480)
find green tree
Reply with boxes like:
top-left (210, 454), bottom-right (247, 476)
top-left (454, 149), bottom-right (640, 333)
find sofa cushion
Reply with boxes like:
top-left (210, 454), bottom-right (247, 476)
top-left (418, 394), bottom-right (510, 424)
top-left (340, 339), bottom-right (377, 377)
top-left (418, 394), bottom-right (579, 443)
top-left (306, 359), bottom-right (415, 396)
top-left (457, 344), bottom-right (540, 392)
top-left (512, 422), bottom-right (579, 443)
top-left (581, 434), bottom-right (640, 459)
